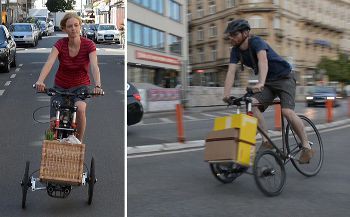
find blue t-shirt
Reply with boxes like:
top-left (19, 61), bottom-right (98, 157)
top-left (230, 36), bottom-right (291, 81)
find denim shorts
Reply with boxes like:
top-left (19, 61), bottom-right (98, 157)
top-left (253, 73), bottom-right (296, 112)
top-left (50, 85), bottom-right (89, 118)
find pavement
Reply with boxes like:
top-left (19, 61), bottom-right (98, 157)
top-left (127, 118), bottom-right (350, 156)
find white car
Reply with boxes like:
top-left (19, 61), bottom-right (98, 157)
top-left (95, 24), bottom-right (120, 44)
top-left (10, 23), bottom-right (38, 47)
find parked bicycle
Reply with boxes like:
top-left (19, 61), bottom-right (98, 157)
top-left (20, 86), bottom-right (104, 208)
top-left (209, 88), bottom-right (324, 196)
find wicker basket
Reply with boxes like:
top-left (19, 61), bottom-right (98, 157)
top-left (39, 140), bottom-right (85, 186)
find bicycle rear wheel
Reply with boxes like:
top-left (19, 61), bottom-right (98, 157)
top-left (253, 150), bottom-right (286, 197)
top-left (209, 162), bottom-right (247, 184)
top-left (285, 115), bottom-right (323, 177)
top-left (21, 161), bottom-right (30, 209)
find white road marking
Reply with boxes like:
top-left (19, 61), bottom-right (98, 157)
top-left (201, 113), bottom-right (218, 118)
top-left (159, 118), bottom-right (175, 123)
top-left (4, 81), bottom-right (11, 86)
top-left (31, 62), bottom-right (46, 64)
top-left (36, 96), bottom-right (50, 102)
top-left (183, 115), bottom-right (199, 120)
top-left (0, 90), bottom-right (4, 95)
top-left (216, 112), bottom-right (232, 116)
top-left (10, 74), bottom-right (16, 78)
top-left (15, 68), bottom-right (20, 72)
top-left (19, 64), bottom-right (23, 67)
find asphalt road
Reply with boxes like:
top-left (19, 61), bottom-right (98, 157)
top-left (128, 125), bottom-right (350, 217)
top-left (128, 100), bottom-right (349, 147)
top-left (0, 33), bottom-right (125, 216)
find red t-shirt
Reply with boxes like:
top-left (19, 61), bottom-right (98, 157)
top-left (54, 37), bottom-right (96, 89)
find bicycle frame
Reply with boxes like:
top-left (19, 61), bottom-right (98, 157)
top-left (235, 97), bottom-right (294, 164)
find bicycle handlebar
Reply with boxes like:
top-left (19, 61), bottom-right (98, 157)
top-left (32, 84), bottom-right (105, 98)
top-left (226, 87), bottom-right (254, 106)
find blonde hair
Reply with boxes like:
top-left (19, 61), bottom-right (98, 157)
top-left (60, 12), bottom-right (82, 30)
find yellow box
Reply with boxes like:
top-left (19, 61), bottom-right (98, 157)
top-left (236, 141), bottom-right (256, 166)
top-left (213, 114), bottom-right (257, 144)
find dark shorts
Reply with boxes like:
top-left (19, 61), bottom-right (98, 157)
top-left (50, 85), bottom-right (89, 118)
top-left (253, 73), bottom-right (296, 112)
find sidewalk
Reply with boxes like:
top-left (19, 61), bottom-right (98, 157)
top-left (128, 118), bottom-right (350, 156)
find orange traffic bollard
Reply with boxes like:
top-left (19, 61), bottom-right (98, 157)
top-left (274, 104), bottom-right (281, 130)
top-left (176, 104), bottom-right (185, 143)
top-left (326, 99), bottom-right (333, 123)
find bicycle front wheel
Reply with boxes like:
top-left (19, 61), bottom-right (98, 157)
top-left (285, 115), bottom-right (324, 177)
top-left (253, 150), bottom-right (286, 197)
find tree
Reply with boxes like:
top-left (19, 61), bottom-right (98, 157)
top-left (46, 0), bottom-right (75, 12)
top-left (317, 53), bottom-right (350, 84)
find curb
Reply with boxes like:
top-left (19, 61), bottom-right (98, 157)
top-left (128, 118), bottom-right (350, 156)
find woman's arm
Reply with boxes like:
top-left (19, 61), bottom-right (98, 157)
top-left (89, 51), bottom-right (103, 94)
top-left (35, 47), bottom-right (59, 91)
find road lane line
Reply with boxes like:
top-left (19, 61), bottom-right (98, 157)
top-left (15, 68), bottom-right (20, 72)
top-left (4, 81), bottom-right (11, 86)
top-left (159, 118), bottom-right (175, 123)
top-left (10, 74), bottom-right (16, 78)
top-left (201, 113), bottom-right (218, 118)
top-left (216, 112), bottom-right (232, 116)
top-left (0, 90), bottom-right (4, 95)
top-left (183, 115), bottom-right (199, 120)
top-left (19, 64), bottom-right (23, 67)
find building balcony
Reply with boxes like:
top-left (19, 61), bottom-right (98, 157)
top-left (251, 28), bottom-right (269, 36)
top-left (299, 18), bottom-right (344, 34)
top-left (274, 28), bottom-right (284, 38)
top-left (237, 1), bottom-right (277, 12)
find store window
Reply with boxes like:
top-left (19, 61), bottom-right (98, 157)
top-left (209, 1), bottom-right (216, 14)
top-left (197, 5), bottom-right (204, 18)
top-left (226, 0), bottom-right (235, 8)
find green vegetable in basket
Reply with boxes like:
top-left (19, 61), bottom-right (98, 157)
top-left (45, 129), bottom-right (55, 140)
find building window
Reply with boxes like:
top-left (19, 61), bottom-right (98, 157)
top-left (273, 17), bottom-right (280, 29)
top-left (210, 45), bottom-right (217, 61)
top-left (131, 0), bottom-right (164, 15)
top-left (209, 1), bottom-right (216, 14)
top-left (127, 20), bottom-right (165, 51)
top-left (226, 0), bottom-right (235, 8)
top-left (169, 34), bottom-right (182, 55)
top-left (250, 0), bottom-right (263, 3)
top-left (197, 27), bottom-right (204, 40)
top-left (169, 0), bottom-right (182, 22)
top-left (197, 5), bottom-right (204, 18)
top-left (187, 11), bottom-right (192, 21)
top-left (248, 16), bottom-right (265, 28)
top-left (198, 47), bottom-right (205, 63)
top-left (209, 24), bottom-right (217, 37)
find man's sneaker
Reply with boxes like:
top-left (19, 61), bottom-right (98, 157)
top-left (258, 141), bottom-right (273, 152)
top-left (298, 147), bottom-right (315, 164)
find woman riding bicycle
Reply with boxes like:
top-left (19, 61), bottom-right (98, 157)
top-left (35, 13), bottom-right (103, 142)
top-left (223, 19), bottom-right (314, 164)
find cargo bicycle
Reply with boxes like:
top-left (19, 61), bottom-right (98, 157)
top-left (21, 86), bottom-right (104, 208)
top-left (207, 88), bottom-right (324, 196)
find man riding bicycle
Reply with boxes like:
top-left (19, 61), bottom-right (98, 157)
top-left (223, 19), bottom-right (314, 164)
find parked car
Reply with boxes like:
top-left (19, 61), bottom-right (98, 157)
top-left (95, 24), bottom-right (120, 44)
top-left (10, 23), bottom-right (38, 47)
top-left (83, 24), bottom-right (97, 41)
top-left (127, 82), bottom-right (144, 126)
top-left (0, 25), bottom-right (16, 73)
top-left (305, 86), bottom-right (340, 107)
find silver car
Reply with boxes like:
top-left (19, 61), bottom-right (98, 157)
top-left (10, 23), bottom-right (39, 47)
top-left (96, 24), bottom-right (120, 44)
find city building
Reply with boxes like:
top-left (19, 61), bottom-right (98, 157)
top-left (188, 0), bottom-right (350, 87)
top-left (127, 0), bottom-right (188, 89)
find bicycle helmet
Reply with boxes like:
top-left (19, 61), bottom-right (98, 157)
top-left (224, 19), bottom-right (250, 34)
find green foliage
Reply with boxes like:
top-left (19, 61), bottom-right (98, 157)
top-left (317, 53), bottom-right (350, 83)
top-left (45, 129), bottom-right (55, 140)
top-left (46, 0), bottom-right (75, 12)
